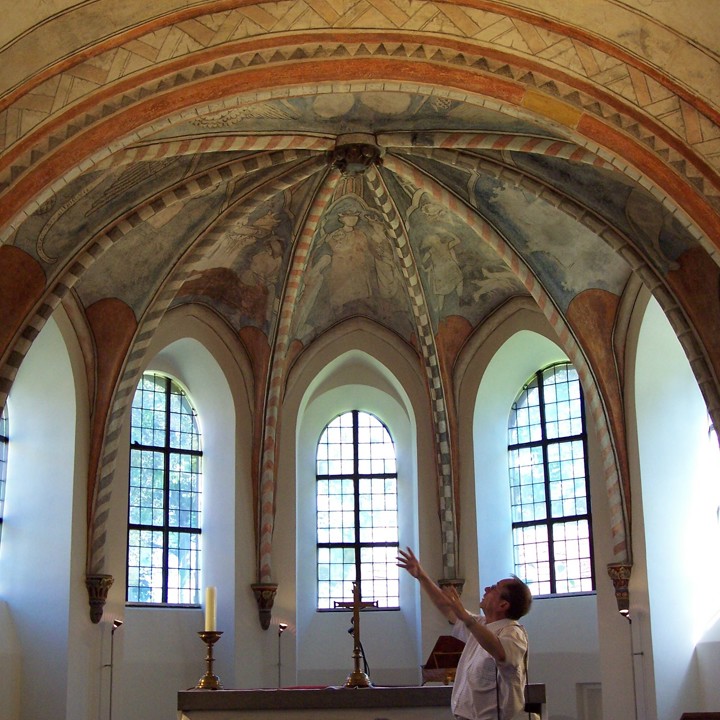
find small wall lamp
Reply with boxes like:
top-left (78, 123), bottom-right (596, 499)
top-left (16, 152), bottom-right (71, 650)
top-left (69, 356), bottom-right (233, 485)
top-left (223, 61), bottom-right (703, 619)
top-left (277, 623), bottom-right (289, 687)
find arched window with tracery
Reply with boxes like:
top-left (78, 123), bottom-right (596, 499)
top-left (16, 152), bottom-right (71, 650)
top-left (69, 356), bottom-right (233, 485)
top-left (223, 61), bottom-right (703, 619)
top-left (508, 362), bottom-right (595, 596)
top-left (127, 373), bottom-right (203, 605)
top-left (316, 410), bottom-right (399, 609)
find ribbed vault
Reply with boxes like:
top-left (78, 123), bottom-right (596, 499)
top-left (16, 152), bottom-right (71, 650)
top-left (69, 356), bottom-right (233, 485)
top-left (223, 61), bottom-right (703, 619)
top-left (1, 2), bottom-right (719, 626)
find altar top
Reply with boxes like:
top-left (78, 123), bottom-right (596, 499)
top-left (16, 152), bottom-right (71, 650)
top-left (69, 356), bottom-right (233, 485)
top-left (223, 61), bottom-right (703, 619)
top-left (178, 685), bottom-right (452, 712)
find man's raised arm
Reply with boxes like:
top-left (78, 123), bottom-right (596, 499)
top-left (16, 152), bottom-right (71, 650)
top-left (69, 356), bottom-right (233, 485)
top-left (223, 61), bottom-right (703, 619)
top-left (397, 547), bottom-right (457, 623)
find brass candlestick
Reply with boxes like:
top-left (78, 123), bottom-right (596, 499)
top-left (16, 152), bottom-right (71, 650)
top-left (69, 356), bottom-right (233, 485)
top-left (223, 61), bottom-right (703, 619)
top-left (196, 631), bottom-right (223, 690)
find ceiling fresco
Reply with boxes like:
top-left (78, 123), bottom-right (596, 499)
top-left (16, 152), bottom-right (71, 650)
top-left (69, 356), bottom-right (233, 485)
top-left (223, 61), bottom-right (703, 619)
top-left (2, 0), bottom-right (720, 618)
top-left (10, 88), bottom-right (703, 356)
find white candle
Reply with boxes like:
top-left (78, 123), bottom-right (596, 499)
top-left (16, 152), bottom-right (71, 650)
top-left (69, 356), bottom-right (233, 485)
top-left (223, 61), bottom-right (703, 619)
top-left (205, 586), bottom-right (217, 631)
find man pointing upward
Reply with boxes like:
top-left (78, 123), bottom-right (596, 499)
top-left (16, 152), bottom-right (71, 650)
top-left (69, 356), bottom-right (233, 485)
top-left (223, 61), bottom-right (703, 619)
top-left (397, 547), bottom-right (532, 720)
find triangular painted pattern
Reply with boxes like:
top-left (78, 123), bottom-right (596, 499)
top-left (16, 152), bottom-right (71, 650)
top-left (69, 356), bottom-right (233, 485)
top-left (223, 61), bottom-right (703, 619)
top-left (0, 2), bottom-right (718, 203)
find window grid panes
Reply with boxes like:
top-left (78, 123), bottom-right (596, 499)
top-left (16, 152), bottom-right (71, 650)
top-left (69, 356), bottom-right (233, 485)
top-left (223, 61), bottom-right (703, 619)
top-left (127, 374), bottom-right (202, 605)
top-left (316, 411), bottom-right (399, 609)
top-left (508, 363), bottom-right (595, 596)
top-left (0, 407), bottom-right (7, 545)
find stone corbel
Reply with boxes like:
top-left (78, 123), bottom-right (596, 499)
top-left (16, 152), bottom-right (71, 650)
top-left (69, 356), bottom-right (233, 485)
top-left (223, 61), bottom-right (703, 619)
top-left (251, 582), bottom-right (278, 630)
top-left (438, 578), bottom-right (465, 595)
top-left (85, 573), bottom-right (114, 623)
top-left (607, 563), bottom-right (632, 618)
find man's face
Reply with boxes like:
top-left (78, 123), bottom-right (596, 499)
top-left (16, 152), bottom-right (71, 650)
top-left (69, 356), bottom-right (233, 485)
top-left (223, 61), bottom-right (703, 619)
top-left (480, 579), bottom-right (512, 615)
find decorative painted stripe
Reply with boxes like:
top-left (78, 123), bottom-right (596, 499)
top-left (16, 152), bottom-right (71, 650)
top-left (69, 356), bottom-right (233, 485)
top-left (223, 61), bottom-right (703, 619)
top-left (364, 164), bottom-right (459, 578)
top-left (378, 132), bottom-right (615, 170)
top-left (256, 164), bottom-right (338, 583)
top-left (76, 151), bottom-right (327, 574)
top-left (384, 151), bottom-right (634, 563)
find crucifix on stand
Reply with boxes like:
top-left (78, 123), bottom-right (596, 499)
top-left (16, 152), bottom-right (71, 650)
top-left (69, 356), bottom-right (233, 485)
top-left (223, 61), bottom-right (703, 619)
top-left (334, 581), bottom-right (378, 687)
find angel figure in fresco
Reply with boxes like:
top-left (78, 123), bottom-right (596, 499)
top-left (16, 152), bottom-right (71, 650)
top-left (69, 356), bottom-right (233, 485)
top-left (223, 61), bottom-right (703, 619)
top-left (471, 265), bottom-right (519, 302)
top-left (240, 237), bottom-right (283, 288)
top-left (421, 231), bottom-right (464, 311)
top-left (364, 210), bottom-right (403, 302)
top-left (324, 210), bottom-right (373, 311)
top-left (193, 208), bottom-right (277, 271)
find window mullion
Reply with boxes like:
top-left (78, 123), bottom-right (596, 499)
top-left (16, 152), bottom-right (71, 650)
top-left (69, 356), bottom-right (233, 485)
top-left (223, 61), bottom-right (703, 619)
top-left (537, 370), bottom-right (558, 594)
top-left (352, 410), bottom-right (362, 591)
top-left (162, 376), bottom-right (172, 604)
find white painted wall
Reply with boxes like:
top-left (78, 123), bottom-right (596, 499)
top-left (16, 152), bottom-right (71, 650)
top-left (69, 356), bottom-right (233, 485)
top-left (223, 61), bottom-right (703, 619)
top-left (450, 303), bottom-right (634, 720)
top-left (4, 299), bottom-right (719, 720)
top-left (293, 352), bottom-right (422, 686)
top-left (634, 297), bottom-right (720, 720)
top-left (104, 308), bottom-right (259, 720)
top-left (0, 315), bottom-right (90, 720)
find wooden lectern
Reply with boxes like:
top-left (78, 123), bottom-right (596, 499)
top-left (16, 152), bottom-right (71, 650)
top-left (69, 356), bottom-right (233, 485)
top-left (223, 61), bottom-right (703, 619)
top-left (421, 635), bottom-right (466, 685)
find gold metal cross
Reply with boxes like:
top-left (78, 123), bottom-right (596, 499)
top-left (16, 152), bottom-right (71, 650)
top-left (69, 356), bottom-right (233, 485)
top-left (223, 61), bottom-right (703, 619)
top-left (334, 581), bottom-right (378, 687)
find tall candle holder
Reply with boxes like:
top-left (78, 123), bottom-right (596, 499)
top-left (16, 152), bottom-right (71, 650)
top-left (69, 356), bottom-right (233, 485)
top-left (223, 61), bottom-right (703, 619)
top-left (195, 630), bottom-right (223, 690)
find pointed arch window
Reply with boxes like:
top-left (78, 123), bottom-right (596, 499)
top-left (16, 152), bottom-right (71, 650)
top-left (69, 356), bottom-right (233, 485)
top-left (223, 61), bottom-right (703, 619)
top-left (0, 406), bottom-right (8, 545)
top-left (316, 410), bottom-right (400, 609)
top-left (127, 373), bottom-right (203, 605)
top-left (508, 363), bottom-right (595, 595)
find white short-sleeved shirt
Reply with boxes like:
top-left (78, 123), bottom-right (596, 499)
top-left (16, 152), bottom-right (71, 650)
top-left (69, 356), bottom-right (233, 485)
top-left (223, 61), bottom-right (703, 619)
top-left (450, 617), bottom-right (527, 720)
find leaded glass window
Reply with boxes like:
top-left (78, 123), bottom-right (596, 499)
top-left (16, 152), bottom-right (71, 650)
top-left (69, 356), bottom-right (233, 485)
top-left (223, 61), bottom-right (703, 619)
top-left (127, 374), bottom-right (202, 604)
top-left (316, 410), bottom-right (399, 609)
top-left (508, 363), bottom-right (595, 595)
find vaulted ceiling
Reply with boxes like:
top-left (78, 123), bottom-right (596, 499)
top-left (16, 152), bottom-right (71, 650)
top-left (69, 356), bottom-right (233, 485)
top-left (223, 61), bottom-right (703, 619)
top-left (1, 1), bottom-right (719, 596)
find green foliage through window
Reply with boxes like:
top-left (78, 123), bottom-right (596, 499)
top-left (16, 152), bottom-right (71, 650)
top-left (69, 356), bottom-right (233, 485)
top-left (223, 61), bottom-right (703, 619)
top-left (316, 410), bottom-right (399, 609)
top-left (508, 363), bottom-right (595, 596)
top-left (127, 374), bottom-right (202, 604)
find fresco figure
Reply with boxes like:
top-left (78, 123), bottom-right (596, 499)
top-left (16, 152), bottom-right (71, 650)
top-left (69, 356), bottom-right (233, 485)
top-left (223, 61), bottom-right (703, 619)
top-left (325, 210), bottom-right (373, 310)
top-left (198, 207), bottom-right (284, 271)
top-left (421, 231), bottom-right (464, 311)
top-left (471, 266), bottom-right (519, 302)
top-left (365, 211), bottom-right (402, 302)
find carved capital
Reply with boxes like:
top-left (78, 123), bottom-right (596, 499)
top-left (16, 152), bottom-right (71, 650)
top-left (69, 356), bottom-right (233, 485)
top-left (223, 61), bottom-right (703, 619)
top-left (438, 578), bottom-right (465, 595)
top-left (85, 574), bottom-right (114, 624)
top-left (332, 134), bottom-right (381, 175)
top-left (607, 563), bottom-right (632, 616)
top-left (251, 582), bottom-right (278, 630)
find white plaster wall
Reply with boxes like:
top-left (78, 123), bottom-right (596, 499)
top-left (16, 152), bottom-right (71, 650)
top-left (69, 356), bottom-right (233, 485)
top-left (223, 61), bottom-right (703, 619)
top-left (634, 297), bottom-right (720, 720)
top-left (294, 356), bottom-right (421, 686)
top-left (104, 307), bottom-right (257, 720)
top-left (0, 315), bottom-right (85, 720)
top-left (454, 304), bottom-right (624, 720)
top-left (278, 320), bottom-right (438, 688)
top-left (472, 330), bottom-right (605, 720)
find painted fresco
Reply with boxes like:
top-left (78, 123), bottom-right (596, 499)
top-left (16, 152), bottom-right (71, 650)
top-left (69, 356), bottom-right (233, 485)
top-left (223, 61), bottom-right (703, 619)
top-left (181, 194), bottom-right (296, 333)
top-left (5, 86), bottom-right (703, 360)
top-left (405, 188), bottom-right (528, 326)
top-left (149, 91), bottom-right (560, 140)
top-left (293, 192), bottom-right (415, 344)
top-left (470, 172), bottom-right (631, 311)
top-left (12, 157), bottom-right (193, 269)
top-left (511, 153), bottom-right (698, 275)
top-left (77, 184), bottom-right (229, 315)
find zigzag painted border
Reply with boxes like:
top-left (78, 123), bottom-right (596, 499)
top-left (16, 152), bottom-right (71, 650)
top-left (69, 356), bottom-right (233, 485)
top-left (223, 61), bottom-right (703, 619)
top-left (383, 150), bottom-right (632, 563)
top-left (365, 165), bottom-right (459, 579)
top-left (1, 9), bottom-right (718, 206)
top-left (89, 152), bottom-right (328, 574)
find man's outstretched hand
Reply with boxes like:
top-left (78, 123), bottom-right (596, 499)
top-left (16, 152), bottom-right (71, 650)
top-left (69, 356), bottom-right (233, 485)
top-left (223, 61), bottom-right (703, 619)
top-left (397, 547), bottom-right (422, 578)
